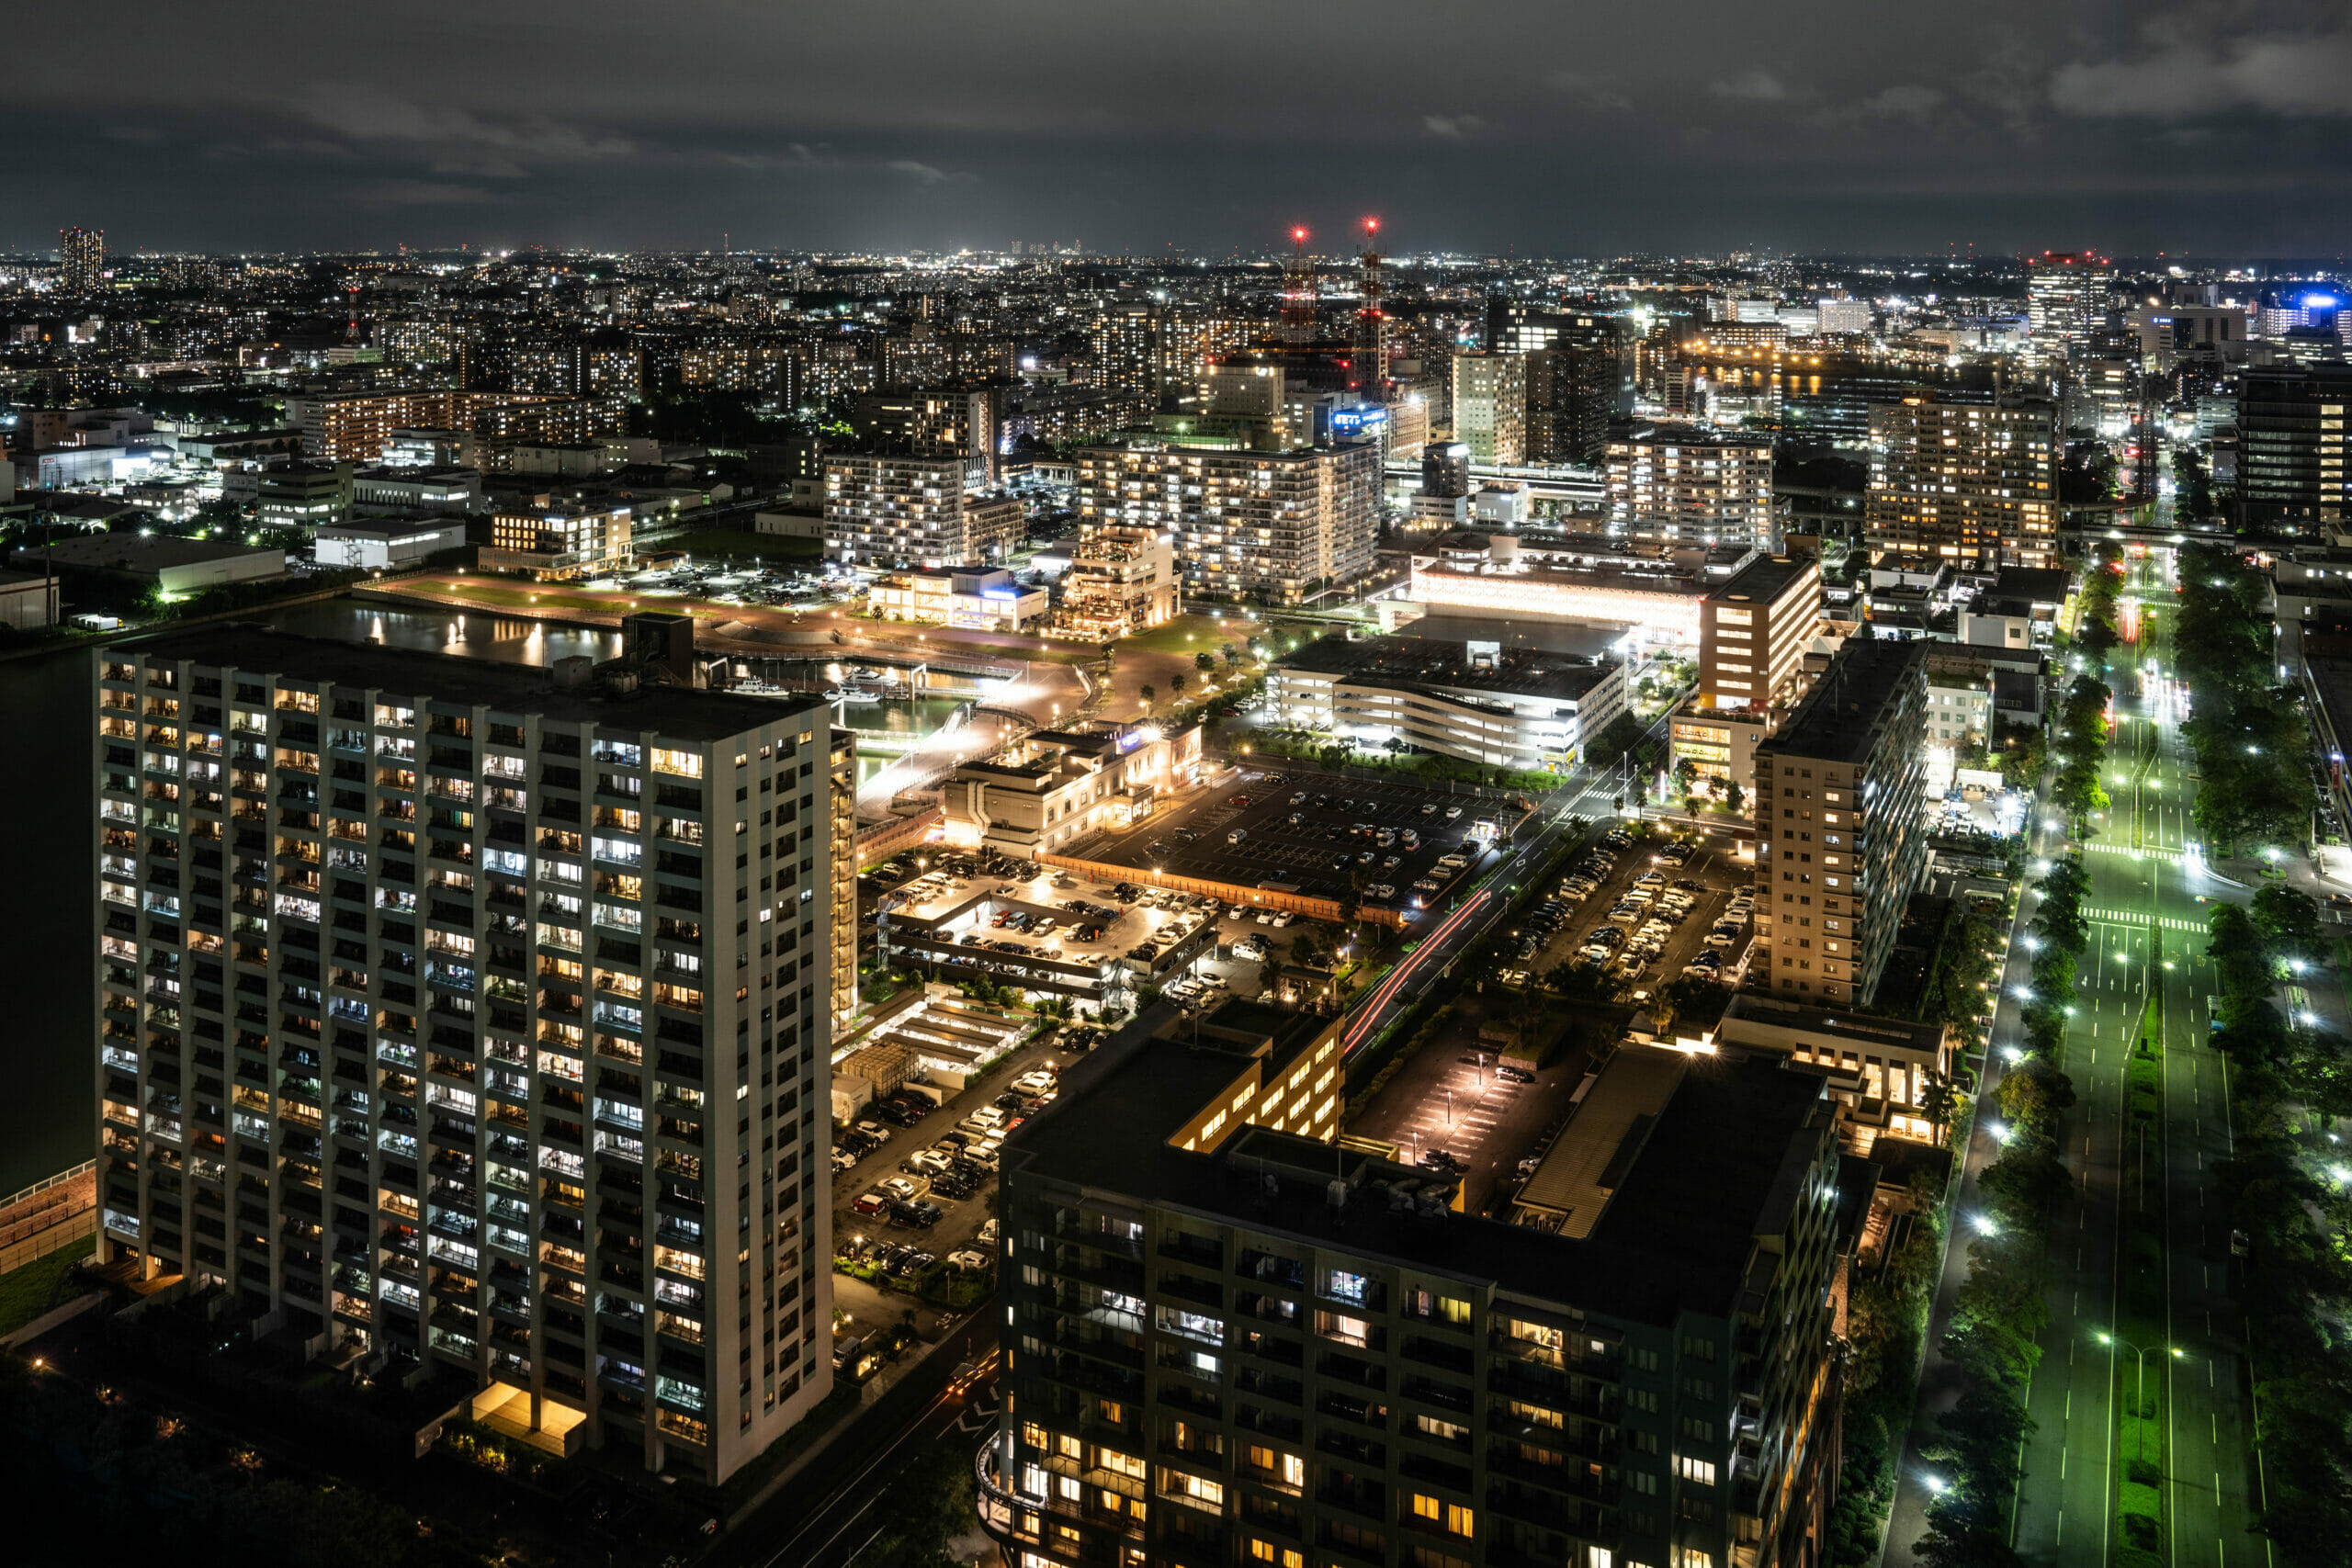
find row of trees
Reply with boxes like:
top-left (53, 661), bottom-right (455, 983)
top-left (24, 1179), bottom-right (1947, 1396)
top-left (2176, 544), bottom-right (2316, 854)
top-left (2049, 557), bottom-right (2120, 819)
top-left (1913, 855), bottom-right (2093, 1566)
top-left (2207, 887), bottom-right (2352, 1562)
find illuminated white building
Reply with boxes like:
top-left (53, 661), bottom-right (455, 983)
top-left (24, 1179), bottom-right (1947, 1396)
top-left (1270, 634), bottom-right (1629, 773)
top-left (940, 724), bottom-right (1204, 856)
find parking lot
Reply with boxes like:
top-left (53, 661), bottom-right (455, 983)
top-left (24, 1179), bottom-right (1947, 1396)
top-left (1064, 764), bottom-right (1529, 912)
top-left (1500, 821), bottom-right (1758, 995)
top-left (1349, 1040), bottom-right (1592, 1217)
top-left (866, 850), bottom-right (1318, 1003)
top-left (825, 1018), bottom-right (1087, 1367)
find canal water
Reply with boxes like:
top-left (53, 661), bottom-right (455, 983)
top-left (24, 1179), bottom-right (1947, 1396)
top-left (0, 597), bottom-right (958, 1191)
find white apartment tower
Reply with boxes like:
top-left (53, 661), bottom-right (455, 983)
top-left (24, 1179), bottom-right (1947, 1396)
top-left (93, 626), bottom-right (847, 1485)
top-left (1074, 440), bottom-right (1379, 603)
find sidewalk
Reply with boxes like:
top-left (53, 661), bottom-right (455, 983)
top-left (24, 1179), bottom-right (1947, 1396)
top-left (1879, 791), bottom-right (2056, 1566)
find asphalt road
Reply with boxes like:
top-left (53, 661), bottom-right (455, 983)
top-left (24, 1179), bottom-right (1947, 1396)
top-left (718, 1339), bottom-right (1001, 1568)
top-left (1884, 578), bottom-right (2270, 1567)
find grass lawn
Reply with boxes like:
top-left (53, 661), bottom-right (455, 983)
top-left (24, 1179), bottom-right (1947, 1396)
top-left (656, 527), bottom-right (821, 561)
top-left (1114, 613), bottom-right (1258, 658)
top-left (392, 579), bottom-right (742, 622)
top-left (0, 1235), bottom-right (96, 1337)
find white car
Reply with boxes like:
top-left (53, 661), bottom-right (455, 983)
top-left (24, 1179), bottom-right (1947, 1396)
top-left (1272, 911), bottom-right (1295, 927)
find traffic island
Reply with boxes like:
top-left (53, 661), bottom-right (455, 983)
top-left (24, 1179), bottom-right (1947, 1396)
top-left (2109, 964), bottom-right (2172, 1568)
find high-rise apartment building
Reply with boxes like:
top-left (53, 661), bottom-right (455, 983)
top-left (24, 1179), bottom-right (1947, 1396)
top-left (2025, 252), bottom-right (2112, 356)
top-left (1091, 301), bottom-right (1162, 400)
top-left (92, 626), bottom-right (845, 1483)
top-left (823, 451), bottom-right (1023, 569)
top-left (1751, 637), bottom-right (1928, 1007)
top-left (1604, 423), bottom-right (1774, 546)
top-left (1862, 397), bottom-right (2059, 569)
top-left (1075, 439), bottom-right (1380, 602)
top-left (854, 389), bottom-right (1000, 482)
top-left (60, 226), bottom-right (106, 292)
top-left (2236, 364), bottom-right (2352, 529)
top-left (1669, 555), bottom-right (1823, 792)
top-left (1488, 303), bottom-right (1628, 464)
top-left (978, 1013), bottom-right (1847, 1568)
top-left (1449, 352), bottom-right (1526, 465)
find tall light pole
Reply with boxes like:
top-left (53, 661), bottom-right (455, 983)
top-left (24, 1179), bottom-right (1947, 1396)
top-left (2098, 1331), bottom-right (2182, 1462)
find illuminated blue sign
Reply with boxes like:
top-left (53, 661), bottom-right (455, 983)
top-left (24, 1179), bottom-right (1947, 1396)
top-left (981, 588), bottom-right (1019, 600)
top-left (1329, 407), bottom-right (1387, 432)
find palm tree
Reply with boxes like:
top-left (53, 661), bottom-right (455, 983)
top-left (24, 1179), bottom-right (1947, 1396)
top-left (1138, 682), bottom-right (1157, 714)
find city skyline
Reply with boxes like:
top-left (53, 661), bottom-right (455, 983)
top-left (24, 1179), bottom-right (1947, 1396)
top-left (13, 2), bottom-right (2352, 256)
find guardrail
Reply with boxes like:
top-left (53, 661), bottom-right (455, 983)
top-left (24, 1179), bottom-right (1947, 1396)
top-left (0, 1160), bottom-right (94, 1216)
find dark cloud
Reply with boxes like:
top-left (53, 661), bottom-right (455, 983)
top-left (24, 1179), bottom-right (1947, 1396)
top-left (7, 2), bottom-right (2347, 254)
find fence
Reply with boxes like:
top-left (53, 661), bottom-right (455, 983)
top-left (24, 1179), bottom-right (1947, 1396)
top-left (0, 1159), bottom-right (97, 1274)
top-left (856, 807), bottom-right (944, 868)
top-left (1035, 852), bottom-right (1409, 931)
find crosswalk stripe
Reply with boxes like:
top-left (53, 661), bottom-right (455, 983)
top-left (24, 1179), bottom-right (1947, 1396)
top-left (2079, 908), bottom-right (2203, 931)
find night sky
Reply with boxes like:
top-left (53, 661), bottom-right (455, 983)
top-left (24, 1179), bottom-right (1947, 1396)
top-left (17, 1), bottom-right (2352, 257)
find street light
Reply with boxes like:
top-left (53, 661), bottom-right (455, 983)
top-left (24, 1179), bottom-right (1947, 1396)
top-left (2096, 1332), bottom-right (2182, 1462)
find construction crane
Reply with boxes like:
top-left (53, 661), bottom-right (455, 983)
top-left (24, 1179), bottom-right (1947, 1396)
top-left (1282, 226), bottom-right (1317, 342)
top-left (1357, 216), bottom-right (1387, 394)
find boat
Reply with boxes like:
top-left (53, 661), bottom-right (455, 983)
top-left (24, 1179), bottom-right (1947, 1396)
top-left (850, 666), bottom-right (885, 681)
top-left (828, 687), bottom-right (882, 705)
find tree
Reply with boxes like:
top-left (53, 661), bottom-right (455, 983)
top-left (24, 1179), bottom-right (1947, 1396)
top-left (1195, 650), bottom-right (1216, 675)
top-left (872, 1442), bottom-right (979, 1568)
top-left (1221, 642), bottom-right (1240, 670)
top-left (1586, 711), bottom-right (1649, 772)
top-left (2252, 885), bottom-right (2324, 967)
top-left (1138, 682), bottom-right (1156, 713)
top-left (1170, 672), bottom-right (1186, 699)
top-left (1724, 780), bottom-right (1746, 816)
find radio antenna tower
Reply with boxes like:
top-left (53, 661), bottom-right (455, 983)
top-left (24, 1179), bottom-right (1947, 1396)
top-left (1282, 227), bottom-right (1317, 343)
top-left (1357, 217), bottom-right (1385, 394)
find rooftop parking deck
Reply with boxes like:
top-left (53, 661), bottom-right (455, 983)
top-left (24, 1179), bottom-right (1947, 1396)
top-left (1054, 762), bottom-right (1532, 921)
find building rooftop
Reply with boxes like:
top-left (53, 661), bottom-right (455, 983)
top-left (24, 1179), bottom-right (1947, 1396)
top-left (1005, 1018), bottom-right (1830, 1325)
top-left (1984, 566), bottom-right (2071, 607)
top-left (1281, 633), bottom-right (1619, 703)
top-left (1391, 614), bottom-right (1631, 661)
top-left (116, 625), bottom-right (827, 741)
top-left (21, 533), bottom-right (278, 573)
top-left (1707, 554), bottom-right (1817, 607)
top-left (1514, 1044), bottom-right (1688, 1235)
top-left (1758, 637), bottom-right (1925, 766)
top-left (1719, 993), bottom-right (1949, 1058)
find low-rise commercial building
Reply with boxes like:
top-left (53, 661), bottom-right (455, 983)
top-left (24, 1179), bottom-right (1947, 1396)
top-left (1051, 524), bottom-right (1179, 640)
top-left (1270, 632), bottom-right (1629, 773)
top-left (483, 502), bottom-right (632, 580)
top-left (353, 465), bottom-right (485, 518)
top-left (867, 565), bottom-right (1048, 632)
top-left (15, 534), bottom-right (286, 597)
top-left (940, 724), bottom-right (1204, 858)
top-left (312, 517), bottom-right (469, 570)
top-left (0, 569), bottom-right (59, 629)
top-left (1717, 994), bottom-right (1956, 1152)
top-left (255, 462), bottom-right (356, 532)
top-left (1752, 637), bottom-right (1929, 1007)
